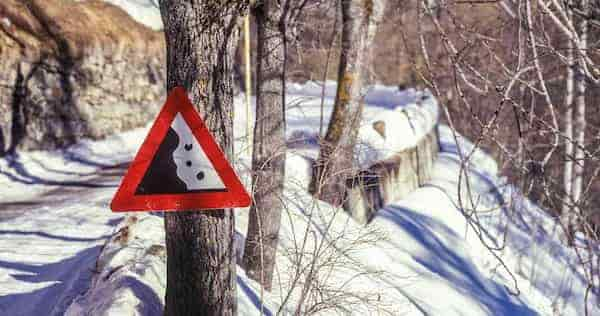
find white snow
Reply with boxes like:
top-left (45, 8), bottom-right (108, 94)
top-left (0, 82), bottom-right (598, 315)
top-left (285, 80), bottom-right (438, 168)
top-left (0, 125), bottom-right (148, 203)
top-left (99, 0), bottom-right (163, 30)
top-left (0, 126), bottom-right (150, 315)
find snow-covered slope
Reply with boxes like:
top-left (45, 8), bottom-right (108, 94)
top-left (0, 127), bottom-right (149, 315)
top-left (99, 0), bottom-right (163, 30)
top-left (1, 83), bottom-right (582, 315)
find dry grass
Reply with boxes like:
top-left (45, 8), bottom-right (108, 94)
top-left (0, 0), bottom-right (164, 60)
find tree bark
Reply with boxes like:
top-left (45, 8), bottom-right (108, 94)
top-left (561, 0), bottom-right (575, 242)
top-left (242, 0), bottom-right (286, 291)
top-left (311, 0), bottom-right (386, 205)
top-left (159, 1), bottom-right (246, 315)
top-left (572, 0), bottom-right (588, 213)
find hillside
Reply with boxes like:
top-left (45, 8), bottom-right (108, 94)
top-left (0, 0), bottom-right (164, 152)
top-left (1, 83), bottom-right (596, 315)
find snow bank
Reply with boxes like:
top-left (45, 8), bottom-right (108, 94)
top-left (426, 125), bottom-right (599, 316)
top-left (354, 89), bottom-right (439, 168)
top-left (64, 84), bottom-right (598, 315)
top-left (286, 81), bottom-right (439, 169)
top-left (65, 215), bottom-right (166, 316)
top-left (286, 80), bottom-right (424, 109)
top-left (1, 82), bottom-right (596, 315)
top-left (69, 128), bottom-right (599, 315)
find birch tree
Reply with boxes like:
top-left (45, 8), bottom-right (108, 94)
top-left (562, 0), bottom-right (577, 242)
top-left (560, 0), bottom-right (589, 244)
top-left (571, 0), bottom-right (589, 222)
top-left (311, 0), bottom-right (386, 205)
top-left (243, 0), bottom-right (286, 291)
top-left (159, 1), bottom-right (246, 315)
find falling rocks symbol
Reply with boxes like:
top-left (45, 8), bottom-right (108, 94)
top-left (110, 87), bottom-right (251, 212)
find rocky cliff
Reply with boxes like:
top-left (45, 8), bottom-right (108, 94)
top-left (0, 0), bottom-right (165, 153)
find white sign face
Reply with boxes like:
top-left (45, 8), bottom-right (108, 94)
top-left (171, 113), bottom-right (226, 191)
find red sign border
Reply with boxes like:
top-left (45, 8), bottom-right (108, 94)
top-left (110, 87), bottom-right (251, 212)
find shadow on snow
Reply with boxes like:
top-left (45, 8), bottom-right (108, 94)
top-left (0, 246), bottom-right (102, 315)
top-left (0, 152), bottom-right (127, 188)
top-left (379, 206), bottom-right (538, 316)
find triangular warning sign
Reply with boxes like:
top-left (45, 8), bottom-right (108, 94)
top-left (110, 87), bottom-right (251, 212)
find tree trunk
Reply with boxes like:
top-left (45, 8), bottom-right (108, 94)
top-left (159, 2), bottom-right (246, 315)
top-left (242, 0), bottom-right (286, 291)
top-left (311, 0), bottom-right (386, 205)
top-left (561, 0), bottom-right (575, 242)
top-left (572, 0), bottom-right (588, 214)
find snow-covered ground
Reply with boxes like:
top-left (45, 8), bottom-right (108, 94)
top-left (0, 128), bottom-right (148, 315)
top-left (1, 82), bottom-right (596, 315)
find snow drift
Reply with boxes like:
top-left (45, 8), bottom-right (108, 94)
top-left (60, 84), bottom-right (598, 316)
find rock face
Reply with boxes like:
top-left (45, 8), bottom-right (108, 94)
top-left (0, 0), bottom-right (165, 153)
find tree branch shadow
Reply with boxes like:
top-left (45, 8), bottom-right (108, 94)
top-left (0, 153), bottom-right (126, 188)
top-left (0, 245), bottom-right (102, 315)
top-left (378, 206), bottom-right (538, 316)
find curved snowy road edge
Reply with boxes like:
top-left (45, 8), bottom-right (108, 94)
top-left (65, 212), bottom-right (267, 316)
top-left (65, 215), bottom-right (166, 316)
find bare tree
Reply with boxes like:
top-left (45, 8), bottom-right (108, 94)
top-left (159, 1), bottom-right (247, 315)
top-left (243, 0), bottom-right (287, 291)
top-left (311, 0), bottom-right (386, 205)
top-left (413, 0), bottom-right (599, 312)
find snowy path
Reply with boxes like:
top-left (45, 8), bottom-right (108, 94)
top-left (0, 163), bottom-right (127, 221)
top-left (0, 162), bottom-right (127, 315)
